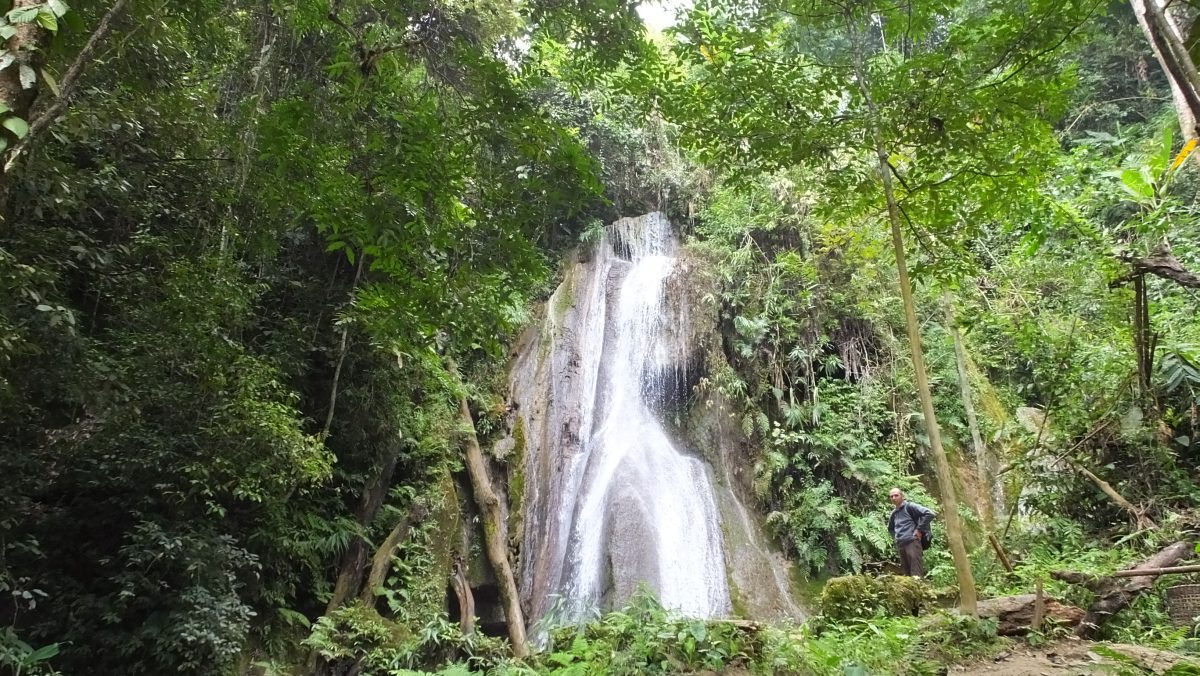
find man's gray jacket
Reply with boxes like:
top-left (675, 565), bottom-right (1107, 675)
top-left (888, 500), bottom-right (935, 544)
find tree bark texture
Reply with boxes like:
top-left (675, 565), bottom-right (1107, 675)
top-left (852, 24), bottom-right (977, 614)
top-left (451, 553), bottom-right (476, 636)
top-left (358, 502), bottom-right (427, 605)
top-left (976, 593), bottom-right (1085, 636)
top-left (456, 387), bottom-right (528, 656)
top-left (1051, 540), bottom-right (1193, 638)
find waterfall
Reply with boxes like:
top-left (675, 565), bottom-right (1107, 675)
top-left (558, 214), bottom-right (729, 618)
top-left (508, 212), bottom-right (799, 630)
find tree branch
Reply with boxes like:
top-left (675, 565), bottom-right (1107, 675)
top-left (4, 0), bottom-right (134, 174)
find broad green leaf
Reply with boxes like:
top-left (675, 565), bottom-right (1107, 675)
top-left (27, 643), bottom-right (59, 662)
top-left (1118, 168), bottom-right (1153, 202)
top-left (3, 115), bottom-right (28, 138)
top-left (6, 6), bottom-right (38, 23)
top-left (47, 0), bottom-right (69, 18)
top-left (0, 25), bottom-right (15, 40)
top-left (0, 52), bottom-right (14, 71)
top-left (36, 9), bottom-right (57, 32)
top-left (1149, 127), bottom-right (1172, 178)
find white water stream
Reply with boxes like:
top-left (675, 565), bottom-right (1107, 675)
top-left (554, 213), bottom-right (730, 618)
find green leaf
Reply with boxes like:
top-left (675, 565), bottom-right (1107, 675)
top-left (40, 67), bottom-right (58, 96)
top-left (6, 6), bottom-right (38, 23)
top-left (1117, 168), bottom-right (1153, 202)
top-left (3, 115), bottom-right (29, 138)
top-left (0, 25), bottom-right (15, 40)
top-left (47, 0), bottom-right (69, 18)
top-left (0, 52), bottom-right (14, 71)
top-left (35, 9), bottom-right (57, 32)
top-left (27, 643), bottom-right (59, 662)
top-left (1149, 126), bottom-right (1173, 178)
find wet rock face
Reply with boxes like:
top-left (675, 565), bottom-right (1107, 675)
top-left (603, 472), bottom-right (662, 607)
top-left (508, 213), bottom-right (803, 629)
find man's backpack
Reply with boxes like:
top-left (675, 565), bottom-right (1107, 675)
top-left (905, 503), bottom-right (933, 550)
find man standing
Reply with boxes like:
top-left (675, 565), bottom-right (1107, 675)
top-left (887, 487), bottom-right (936, 578)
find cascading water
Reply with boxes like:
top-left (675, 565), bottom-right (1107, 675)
top-left (508, 212), bottom-right (801, 630)
top-left (557, 214), bottom-right (730, 618)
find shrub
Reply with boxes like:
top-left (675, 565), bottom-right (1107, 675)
top-left (818, 575), bottom-right (933, 622)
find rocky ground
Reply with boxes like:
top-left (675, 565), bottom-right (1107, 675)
top-left (952, 639), bottom-right (1193, 675)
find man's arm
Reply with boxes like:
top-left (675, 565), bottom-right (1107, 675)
top-left (913, 503), bottom-right (936, 533)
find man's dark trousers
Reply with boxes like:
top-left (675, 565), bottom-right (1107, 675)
top-left (898, 539), bottom-right (925, 577)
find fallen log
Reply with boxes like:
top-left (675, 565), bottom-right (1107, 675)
top-left (976, 593), bottom-right (1085, 635)
top-left (1051, 540), bottom-right (1193, 639)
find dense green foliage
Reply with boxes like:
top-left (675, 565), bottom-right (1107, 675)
top-left (0, 0), bottom-right (647, 673)
top-left (2, 0), bottom-right (1200, 673)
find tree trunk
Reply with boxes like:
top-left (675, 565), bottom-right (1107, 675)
top-left (1133, 0), bottom-right (1200, 140)
top-left (1051, 540), bottom-right (1192, 638)
top-left (945, 293), bottom-right (996, 527)
top-left (451, 554), bottom-right (476, 636)
top-left (325, 449), bottom-right (399, 615)
top-left (321, 253), bottom-right (366, 439)
top-left (453, 372), bottom-right (528, 656)
top-left (1133, 274), bottom-right (1150, 395)
top-left (358, 502), bottom-right (427, 605)
top-left (2, 0), bottom-right (133, 176)
top-left (852, 25), bottom-right (977, 615)
top-left (0, 1), bottom-right (53, 140)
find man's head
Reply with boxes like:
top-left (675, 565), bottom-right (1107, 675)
top-left (888, 487), bottom-right (904, 507)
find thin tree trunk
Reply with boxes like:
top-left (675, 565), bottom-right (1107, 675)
top-left (852, 21), bottom-right (977, 614)
top-left (451, 363), bottom-right (528, 656)
top-left (321, 253), bottom-right (366, 439)
top-left (1133, 273), bottom-right (1153, 396)
top-left (1071, 460), bottom-right (1157, 530)
top-left (451, 554), bottom-right (476, 636)
top-left (358, 502), bottom-right (427, 605)
top-left (945, 293), bottom-right (995, 526)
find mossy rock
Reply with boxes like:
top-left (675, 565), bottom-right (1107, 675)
top-left (818, 575), bottom-right (933, 622)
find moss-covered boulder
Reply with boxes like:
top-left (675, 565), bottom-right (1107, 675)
top-left (818, 575), bottom-right (933, 621)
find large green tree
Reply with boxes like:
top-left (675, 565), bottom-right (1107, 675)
top-left (648, 0), bottom-right (1099, 612)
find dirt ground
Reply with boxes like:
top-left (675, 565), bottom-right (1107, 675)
top-left (950, 639), bottom-right (1190, 675)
